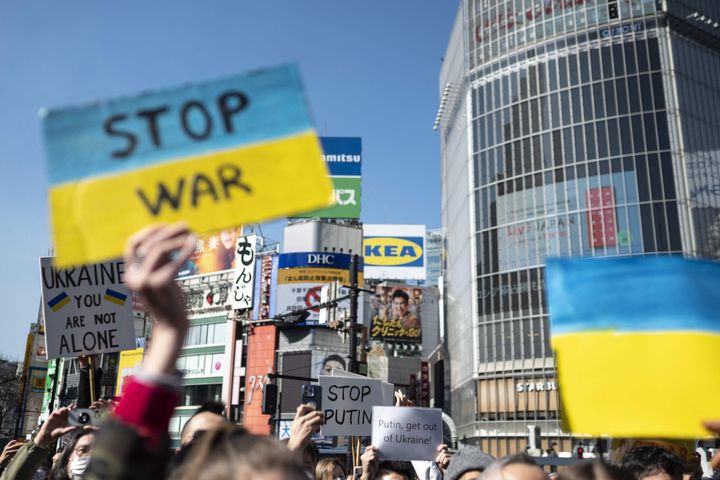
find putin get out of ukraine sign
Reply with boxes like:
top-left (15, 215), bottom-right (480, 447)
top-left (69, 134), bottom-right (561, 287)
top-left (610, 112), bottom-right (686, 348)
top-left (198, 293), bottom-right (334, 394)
top-left (42, 64), bottom-right (333, 267)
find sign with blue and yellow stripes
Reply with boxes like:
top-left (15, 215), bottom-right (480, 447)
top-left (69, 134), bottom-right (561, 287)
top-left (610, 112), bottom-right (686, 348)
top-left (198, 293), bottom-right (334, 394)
top-left (42, 64), bottom-right (333, 267)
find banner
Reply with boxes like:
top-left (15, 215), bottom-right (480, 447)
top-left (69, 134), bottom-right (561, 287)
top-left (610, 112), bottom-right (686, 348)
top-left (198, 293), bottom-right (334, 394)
top-left (43, 64), bottom-right (333, 267)
top-left (40, 257), bottom-right (136, 359)
top-left (231, 234), bottom-right (257, 310)
top-left (363, 225), bottom-right (426, 281)
top-left (177, 228), bottom-right (242, 278)
top-left (369, 285), bottom-right (423, 342)
top-left (318, 375), bottom-right (392, 436)
top-left (115, 348), bottom-right (144, 396)
top-left (295, 137), bottom-right (362, 219)
top-left (371, 406), bottom-right (443, 461)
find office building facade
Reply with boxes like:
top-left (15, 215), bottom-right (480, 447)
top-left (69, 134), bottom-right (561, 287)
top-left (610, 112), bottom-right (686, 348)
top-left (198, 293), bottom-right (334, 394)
top-left (439, 0), bottom-right (720, 455)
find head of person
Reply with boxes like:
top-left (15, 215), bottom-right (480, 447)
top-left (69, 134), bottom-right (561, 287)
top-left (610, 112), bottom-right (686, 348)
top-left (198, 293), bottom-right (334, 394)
top-left (322, 355), bottom-right (347, 376)
top-left (179, 400), bottom-right (228, 447)
top-left (557, 461), bottom-right (635, 480)
top-left (49, 430), bottom-right (95, 480)
top-left (444, 445), bottom-right (494, 480)
top-left (373, 461), bottom-right (414, 480)
top-left (175, 425), bottom-right (305, 480)
top-left (622, 446), bottom-right (685, 480)
top-left (391, 290), bottom-right (410, 317)
top-left (315, 457), bottom-right (347, 480)
top-left (497, 454), bottom-right (545, 480)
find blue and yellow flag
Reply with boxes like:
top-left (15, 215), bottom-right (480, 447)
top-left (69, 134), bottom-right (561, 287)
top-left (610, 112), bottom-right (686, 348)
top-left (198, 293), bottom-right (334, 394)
top-left (547, 256), bottom-right (720, 438)
top-left (42, 64), bottom-right (333, 267)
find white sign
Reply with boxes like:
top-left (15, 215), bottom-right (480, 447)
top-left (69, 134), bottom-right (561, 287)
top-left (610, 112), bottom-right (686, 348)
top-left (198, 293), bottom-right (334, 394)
top-left (372, 406), bottom-right (443, 461)
top-left (232, 235), bottom-right (257, 310)
top-left (318, 375), bottom-right (392, 436)
top-left (363, 224), bottom-right (426, 281)
top-left (40, 257), bottom-right (135, 359)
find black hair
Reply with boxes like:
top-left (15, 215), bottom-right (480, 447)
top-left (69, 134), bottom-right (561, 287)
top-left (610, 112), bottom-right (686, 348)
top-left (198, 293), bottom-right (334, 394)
top-left (500, 453), bottom-right (540, 467)
top-left (622, 446), bottom-right (685, 480)
top-left (373, 460), bottom-right (413, 480)
top-left (49, 429), bottom-right (95, 480)
top-left (391, 290), bottom-right (409, 303)
top-left (322, 354), bottom-right (346, 369)
top-left (179, 400), bottom-right (227, 441)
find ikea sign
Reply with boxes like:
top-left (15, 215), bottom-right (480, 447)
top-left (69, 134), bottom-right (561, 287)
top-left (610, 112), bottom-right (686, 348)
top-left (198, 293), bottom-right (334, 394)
top-left (362, 225), bottom-right (426, 281)
top-left (364, 237), bottom-right (424, 267)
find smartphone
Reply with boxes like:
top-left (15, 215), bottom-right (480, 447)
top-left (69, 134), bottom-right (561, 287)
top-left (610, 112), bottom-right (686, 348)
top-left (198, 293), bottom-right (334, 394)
top-left (301, 384), bottom-right (322, 410)
top-left (68, 408), bottom-right (102, 427)
top-left (353, 466), bottom-right (363, 480)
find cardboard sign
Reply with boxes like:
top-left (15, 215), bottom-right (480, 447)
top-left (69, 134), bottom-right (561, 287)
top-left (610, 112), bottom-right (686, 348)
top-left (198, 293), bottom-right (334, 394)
top-left (318, 375), bottom-right (392, 436)
top-left (232, 234), bottom-right (256, 310)
top-left (372, 406), bottom-right (443, 461)
top-left (42, 64), bottom-right (333, 267)
top-left (547, 256), bottom-right (720, 438)
top-left (40, 257), bottom-right (135, 359)
top-left (329, 368), bottom-right (395, 406)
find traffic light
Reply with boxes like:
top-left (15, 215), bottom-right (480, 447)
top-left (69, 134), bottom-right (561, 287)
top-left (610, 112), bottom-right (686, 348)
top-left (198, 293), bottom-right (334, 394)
top-left (261, 383), bottom-right (278, 415)
top-left (576, 445), bottom-right (584, 459)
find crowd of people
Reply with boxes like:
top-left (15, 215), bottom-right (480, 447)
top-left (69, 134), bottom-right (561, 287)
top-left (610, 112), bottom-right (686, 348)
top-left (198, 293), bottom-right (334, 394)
top-left (0, 224), bottom-right (718, 480)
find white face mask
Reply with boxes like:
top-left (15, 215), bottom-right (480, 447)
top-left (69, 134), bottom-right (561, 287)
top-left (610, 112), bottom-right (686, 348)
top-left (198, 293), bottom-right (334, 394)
top-left (69, 456), bottom-right (91, 476)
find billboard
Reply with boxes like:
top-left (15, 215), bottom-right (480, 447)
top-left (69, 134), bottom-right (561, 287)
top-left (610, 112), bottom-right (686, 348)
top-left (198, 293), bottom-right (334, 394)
top-left (115, 348), bottom-right (144, 397)
top-left (495, 171), bottom-right (642, 271)
top-left (363, 225), bottom-right (426, 281)
top-left (369, 285), bottom-right (423, 342)
top-left (177, 227), bottom-right (243, 278)
top-left (179, 272), bottom-right (233, 317)
top-left (294, 137), bottom-right (362, 219)
top-left (275, 252), bottom-right (363, 324)
top-left (251, 254), bottom-right (278, 321)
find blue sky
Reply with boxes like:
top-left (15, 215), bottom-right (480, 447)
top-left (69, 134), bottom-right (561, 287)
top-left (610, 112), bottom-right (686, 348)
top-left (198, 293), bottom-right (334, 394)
top-left (0, 1), bottom-right (457, 360)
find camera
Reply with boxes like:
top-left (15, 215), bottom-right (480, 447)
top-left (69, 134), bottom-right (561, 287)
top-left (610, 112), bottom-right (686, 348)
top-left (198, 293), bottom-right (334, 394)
top-left (68, 408), bottom-right (102, 427)
top-left (301, 384), bottom-right (322, 411)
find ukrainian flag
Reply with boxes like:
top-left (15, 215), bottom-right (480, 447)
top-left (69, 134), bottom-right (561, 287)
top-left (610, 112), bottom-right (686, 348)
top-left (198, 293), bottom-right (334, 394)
top-left (104, 288), bottom-right (127, 306)
top-left (547, 256), bottom-right (720, 438)
top-left (47, 292), bottom-right (70, 312)
top-left (42, 64), bottom-right (333, 268)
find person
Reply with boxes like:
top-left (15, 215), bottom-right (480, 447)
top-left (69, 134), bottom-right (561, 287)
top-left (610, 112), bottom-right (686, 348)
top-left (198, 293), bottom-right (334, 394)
top-left (556, 461), bottom-right (635, 480)
top-left (358, 446), bottom-right (414, 480)
top-left (321, 354), bottom-right (346, 376)
top-left (0, 440), bottom-right (25, 475)
top-left (390, 290), bottom-right (419, 330)
top-left (622, 446), bottom-right (685, 480)
top-left (178, 401), bottom-right (228, 447)
top-left (49, 430), bottom-right (96, 480)
top-left (315, 458), bottom-right (347, 480)
top-left (495, 454), bottom-right (545, 480)
top-left (0, 406), bottom-right (84, 480)
top-left (286, 404), bottom-right (324, 479)
top-left (444, 445), bottom-right (494, 480)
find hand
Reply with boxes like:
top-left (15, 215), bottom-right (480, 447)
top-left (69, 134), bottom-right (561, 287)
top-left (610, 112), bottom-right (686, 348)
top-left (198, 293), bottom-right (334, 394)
top-left (394, 390), bottom-right (415, 407)
top-left (360, 445), bottom-right (379, 480)
top-left (34, 407), bottom-right (77, 448)
top-left (435, 444), bottom-right (452, 473)
top-left (124, 223), bottom-right (195, 376)
top-left (287, 404), bottom-right (324, 451)
top-left (702, 420), bottom-right (720, 469)
top-left (89, 398), bottom-right (117, 413)
top-left (0, 440), bottom-right (24, 465)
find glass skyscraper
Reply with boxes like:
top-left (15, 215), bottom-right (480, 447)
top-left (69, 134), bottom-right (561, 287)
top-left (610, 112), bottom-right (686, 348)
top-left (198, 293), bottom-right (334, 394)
top-left (439, 0), bottom-right (720, 455)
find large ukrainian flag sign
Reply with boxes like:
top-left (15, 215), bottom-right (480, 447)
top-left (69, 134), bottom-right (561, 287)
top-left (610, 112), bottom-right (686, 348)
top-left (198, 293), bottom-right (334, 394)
top-left (547, 256), bottom-right (720, 438)
top-left (42, 65), bottom-right (333, 267)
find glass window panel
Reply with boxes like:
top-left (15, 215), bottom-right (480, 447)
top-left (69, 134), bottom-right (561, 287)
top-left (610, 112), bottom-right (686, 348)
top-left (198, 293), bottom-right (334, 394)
top-left (648, 153), bottom-right (663, 200)
top-left (636, 40), bottom-right (649, 73)
top-left (632, 115), bottom-right (645, 153)
top-left (660, 152), bottom-right (676, 200)
top-left (612, 44), bottom-right (625, 76)
top-left (596, 121), bottom-right (609, 159)
top-left (213, 322), bottom-right (226, 344)
top-left (666, 201), bottom-right (682, 251)
top-left (620, 117), bottom-right (633, 154)
top-left (601, 46), bottom-right (613, 78)
top-left (636, 155), bottom-right (650, 202)
top-left (568, 55), bottom-right (579, 85)
top-left (551, 92), bottom-right (560, 129)
top-left (593, 83), bottom-right (605, 118)
top-left (607, 118), bottom-right (621, 156)
top-left (558, 56), bottom-right (569, 89)
top-left (641, 203), bottom-right (656, 252)
top-left (656, 112), bottom-right (671, 150)
top-left (653, 203), bottom-right (670, 252)
top-left (640, 75), bottom-right (653, 111)
top-left (579, 51), bottom-right (590, 83)
top-left (615, 78), bottom-right (629, 115)
top-left (648, 38), bottom-right (662, 71)
top-left (561, 90), bottom-right (571, 125)
top-left (571, 88), bottom-right (582, 124)
top-left (624, 42), bottom-right (637, 75)
top-left (582, 85), bottom-right (594, 120)
top-left (604, 80), bottom-right (617, 117)
top-left (651, 73), bottom-right (666, 110)
top-left (590, 48), bottom-right (601, 81)
top-left (585, 123), bottom-right (597, 160)
top-left (574, 125), bottom-right (585, 161)
top-left (643, 113), bottom-right (657, 152)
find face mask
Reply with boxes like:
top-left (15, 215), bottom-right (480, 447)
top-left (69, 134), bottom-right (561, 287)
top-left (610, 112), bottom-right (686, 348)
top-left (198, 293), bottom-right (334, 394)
top-left (69, 456), bottom-right (91, 476)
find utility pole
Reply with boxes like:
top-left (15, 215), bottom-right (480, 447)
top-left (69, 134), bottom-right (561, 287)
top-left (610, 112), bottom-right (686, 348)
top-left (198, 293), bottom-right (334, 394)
top-left (348, 254), bottom-right (359, 374)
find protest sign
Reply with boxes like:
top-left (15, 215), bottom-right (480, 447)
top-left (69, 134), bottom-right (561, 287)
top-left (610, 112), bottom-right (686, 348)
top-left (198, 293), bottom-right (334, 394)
top-left (547, 256), bottom-right (720, 438)
top-left (372, 406), bottom-right (443, 461)
top-left (42, 64), bottom-right (333, 267)
top-left (232, 234), bottom-right (256, 310)
top-left (40, 257), bottom-right (135, 359)
top-left (318, 375), bottom-right (391, 436)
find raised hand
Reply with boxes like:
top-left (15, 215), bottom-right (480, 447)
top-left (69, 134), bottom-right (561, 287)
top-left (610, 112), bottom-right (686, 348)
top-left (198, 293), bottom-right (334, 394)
top-left (287, 404), bottom-right (324, 451)
top-left (34, 407), bottom-right (77, 448)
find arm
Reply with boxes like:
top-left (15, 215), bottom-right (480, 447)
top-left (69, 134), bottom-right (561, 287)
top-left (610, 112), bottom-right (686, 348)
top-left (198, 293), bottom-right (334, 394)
top-left (287, 404), bottom-right (324, 451)
top-left (360, 446), bottom-right (379, 480)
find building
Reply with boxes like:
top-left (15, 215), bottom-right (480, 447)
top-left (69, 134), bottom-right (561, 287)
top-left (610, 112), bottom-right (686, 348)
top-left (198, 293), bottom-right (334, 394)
top-left (438, 0), bottom-right (720, 456)
top-left (425, 228), bottom-right (444, 287)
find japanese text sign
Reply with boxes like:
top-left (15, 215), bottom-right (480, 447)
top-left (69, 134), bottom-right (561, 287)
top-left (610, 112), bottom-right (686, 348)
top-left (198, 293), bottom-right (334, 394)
top-left (42, 64), bottom-right (333, 267)
top-left (232, 234), bottom-right (257, 310)
top-left (40, 257), bottom-right (136, 359)
top-left (372, 406), bottom-right (443, 461)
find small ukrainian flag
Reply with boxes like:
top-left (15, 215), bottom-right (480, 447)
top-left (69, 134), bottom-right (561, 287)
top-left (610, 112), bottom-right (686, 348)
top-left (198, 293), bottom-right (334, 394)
top-left (47, 292), bottom-right (70, 312)
top-left (104, 288), bottom-right (127, 306)
top-left (548, 256), bottom-right (720, 438)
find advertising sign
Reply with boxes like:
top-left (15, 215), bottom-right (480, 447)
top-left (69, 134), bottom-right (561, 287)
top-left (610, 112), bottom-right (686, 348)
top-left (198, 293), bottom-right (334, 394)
top-left (371, 406), bottom-right (443, 461)
top-left (295, 137), bottom-right (362, 219)
top-left (43, 64), bottom-right (333, 267)
top-left (242, 325), bottom-right (277, 435)
top-left (231, 234), bottom-right (257, 310)
top-left (495, 171), bottom-right (642, 271)
top-left (369, 285), bottom-right (423, 342)
top-left (318, 375), bottom-right (391, 436)
top-left (177, 228), bottom-right (242, 278)
top-left (40, 257), bottom-right (136, 359)
top-left (251, 254), bottom-right (278, 321)
top-left (179, 273), bottom-right (233, 317)
top-left (115, 347), bottom-right (144, 396)
top-left (363, 225), bottom-right (426, 281)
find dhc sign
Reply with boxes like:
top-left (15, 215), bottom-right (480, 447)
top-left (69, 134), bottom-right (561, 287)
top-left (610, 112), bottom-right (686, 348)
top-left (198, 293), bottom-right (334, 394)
top-left (363, 237), bottom-right (424, 267)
